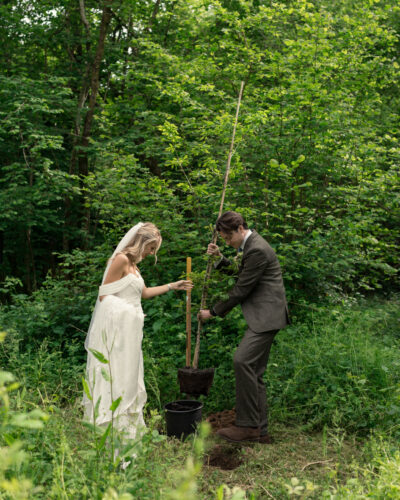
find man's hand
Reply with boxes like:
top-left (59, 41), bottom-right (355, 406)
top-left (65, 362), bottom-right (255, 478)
top-left (207, 243), bottom-right (221, 257)
top-left (198, 309), bottom-right (213, 321)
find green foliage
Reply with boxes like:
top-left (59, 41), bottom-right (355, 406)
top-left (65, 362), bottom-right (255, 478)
top-left (318, 437), bottom-right (400, 498)
top-left (268, 298), bottom-right (400, 434)
top-left (0, 0), bottom-right (399, 495)
top-left (0, 332), bottom-right (48, 499)
top-left (1, 295), bottom-right (400, 497)
top-left (0, 0), bottom-right (398, 298)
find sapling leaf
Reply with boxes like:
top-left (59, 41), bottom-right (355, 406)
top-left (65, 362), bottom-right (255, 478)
top-left (82, 377), bottom-right (92, 401)
top-left (81, 421), bottom-right (99, 433)
top-left (3, 433), bottom-right (15, 446)
top-left (94, 396), bottom-right (102, 419)
top-left (101, 367), bottom-right (110, 382)
top-left (110, 396), bottom-right (122, 412)
top-left (89, 349), bottom-right (109, 364)
top-left (98, 423), bottom-right (111, 450)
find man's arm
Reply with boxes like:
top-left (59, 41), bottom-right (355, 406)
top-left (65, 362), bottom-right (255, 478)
top-left (212, 247), bottom-right (268, 317)
top-left (208, 242), bottom-right (235, 273)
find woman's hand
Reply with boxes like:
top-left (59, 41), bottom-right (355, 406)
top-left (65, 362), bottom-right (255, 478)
top-left (207, 243), bottom-right (221, 257)
top-left (171, 280), bottom-right (193, 291)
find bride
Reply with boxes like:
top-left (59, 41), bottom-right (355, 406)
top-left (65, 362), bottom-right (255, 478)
top-left (83, 222), bottom-right (192, 443)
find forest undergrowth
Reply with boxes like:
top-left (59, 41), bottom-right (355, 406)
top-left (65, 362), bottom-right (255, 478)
top-left (1, 296), bottom-right (399, 499)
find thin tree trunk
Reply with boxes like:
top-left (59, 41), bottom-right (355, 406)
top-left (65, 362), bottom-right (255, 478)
top-left (0, 231), bottom-right (4, 283)
top-left (26, 228), bottom-right (37, 292)
top-left (265, 165), bottom-right (269, 230)
top-left (148, 0), bottom-right (161, 31)
top-left (78, 0), bottom-right (113, 178)
top-left (64, 1), bottom-right (113, 250)
top-left (20, 131), bottom-right (37, 291)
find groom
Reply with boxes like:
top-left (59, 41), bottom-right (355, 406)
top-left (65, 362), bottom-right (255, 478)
top-left (199, 211), bottom-right (289, 443)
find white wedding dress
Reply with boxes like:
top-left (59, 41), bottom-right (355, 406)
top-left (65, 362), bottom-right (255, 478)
top-left (83, 272), bottom-right (147, 440)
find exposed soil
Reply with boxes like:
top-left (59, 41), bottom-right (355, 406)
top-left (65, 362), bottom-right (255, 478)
top-left (177, 367), bottom-right (215, 396)
top-left (204, 443), bottom-right (243, 470)
top-left (206, 408), bottom-right (236, 432)
top-left (204, 409), bottom-right (242, 470)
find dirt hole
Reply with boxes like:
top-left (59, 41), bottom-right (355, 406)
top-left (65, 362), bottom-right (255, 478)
top-left (205, 444), bottom-right (243, 470)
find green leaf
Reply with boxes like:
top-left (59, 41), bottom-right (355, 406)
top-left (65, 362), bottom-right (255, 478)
top-left (269, 159), bottom-right (279, 168)
top-left (89, 349), bottom-right (109, 364)
top-left (101, 368), bottom-right (111, 382)
top-left (110, 396), bottom-right (122, 412)
top-left (11, 409), bottom-right (48, 429)
top-left (94, 396), bottom-right (102, 419)
top-left (82, 377), bottom-right (92, 401)
top-left (98, 423), bottom-right (111, 450)
top-left (0, 371), bottom-right (15, 385)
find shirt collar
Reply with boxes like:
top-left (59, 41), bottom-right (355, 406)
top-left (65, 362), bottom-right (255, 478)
top-left (238, 229), bottom-right (252, 252)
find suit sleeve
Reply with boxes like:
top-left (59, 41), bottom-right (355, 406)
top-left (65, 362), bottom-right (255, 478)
top-left (212, 247), bottom-right (268, 317)
top-left (214, 255), bottom-right (236, 275)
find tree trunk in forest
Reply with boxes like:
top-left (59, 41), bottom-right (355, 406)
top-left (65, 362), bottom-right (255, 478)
top-left (64, 0), bottom-right (113, 250)
top-left (148, 0), bottom-right (161, 31)
top-left (25, 228), bottom-right (36, 293)
top-left (79, 1), bottom-right (113, 247)
top-left (0, 231), bottom-right (4, 283)
top-left (78, 0), bottom-right (113, 178)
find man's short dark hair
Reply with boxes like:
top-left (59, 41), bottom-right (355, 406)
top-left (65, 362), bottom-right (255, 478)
top-left (216, 211), bottom-right (248, 233)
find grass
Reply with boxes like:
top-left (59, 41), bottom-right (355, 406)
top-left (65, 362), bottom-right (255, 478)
top-left (200, 423), bottom-right (363, 499)
top-left (1, 296), bottom-right (400, 498)
top-left (8, 404), bottom-right (398, 499)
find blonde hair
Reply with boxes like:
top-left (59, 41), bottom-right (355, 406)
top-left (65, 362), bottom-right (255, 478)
top-left (118, 222), bottom-right (162, 265)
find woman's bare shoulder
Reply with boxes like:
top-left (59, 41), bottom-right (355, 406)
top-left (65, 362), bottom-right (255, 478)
top-left (113, 253), bottom-right (130, 265)
top-left (103, 253), bottom-right (130, 284)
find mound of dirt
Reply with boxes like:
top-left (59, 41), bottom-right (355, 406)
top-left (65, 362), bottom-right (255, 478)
top-left (206, 408), bottom-right (236, 432)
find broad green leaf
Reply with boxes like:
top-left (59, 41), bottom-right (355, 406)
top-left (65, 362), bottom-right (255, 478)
top-left (110, 396), bottom-right (122, 412)
top-left (89, 349), bottom-right (109, 364)
top-left (269, 159), bottom-right (279, 168)
top-left (94, 396), bottom-right (102, 419)
top-left (82, 377), bottom-right (92, 401)
top-left (98, 423), bottom-right (111, 450)
top-left (11, 409), bottom-right (48, 429)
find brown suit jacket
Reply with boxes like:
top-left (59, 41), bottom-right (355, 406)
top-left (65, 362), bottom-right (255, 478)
top-left (212, 231), bottom-right (290, 332)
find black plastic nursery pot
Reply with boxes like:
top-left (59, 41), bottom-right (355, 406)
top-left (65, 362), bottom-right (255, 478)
top-left (164, 400), bottom-right (203, 439)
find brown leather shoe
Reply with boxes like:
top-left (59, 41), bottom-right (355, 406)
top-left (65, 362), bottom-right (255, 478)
top-left (216, 425), bottom-right (260, 443)
top-left (257, 434), bottom-right (273, 444)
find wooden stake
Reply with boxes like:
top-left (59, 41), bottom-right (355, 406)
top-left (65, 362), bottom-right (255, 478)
top-left (185, 257), bottom-right (192, 367)
top-left (192, 81), bottom-right (245, 369)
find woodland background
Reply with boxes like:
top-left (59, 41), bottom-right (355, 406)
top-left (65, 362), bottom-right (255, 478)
top-left (0, 0), bottom-right (399, 498)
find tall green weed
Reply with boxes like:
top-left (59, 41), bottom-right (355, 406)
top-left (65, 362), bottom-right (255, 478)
top-left (268, 298), bottom-right (400, 434)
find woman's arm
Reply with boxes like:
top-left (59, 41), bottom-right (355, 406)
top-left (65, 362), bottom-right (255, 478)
top-left (142, 280), bottom-right (192, 299)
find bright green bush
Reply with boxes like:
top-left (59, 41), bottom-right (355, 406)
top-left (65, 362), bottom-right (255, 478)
top-left (268, 298), bottom-right (400, 434)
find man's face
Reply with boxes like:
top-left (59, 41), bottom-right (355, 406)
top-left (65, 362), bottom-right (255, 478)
top-left (218, 226), bottom-right (245, 249)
